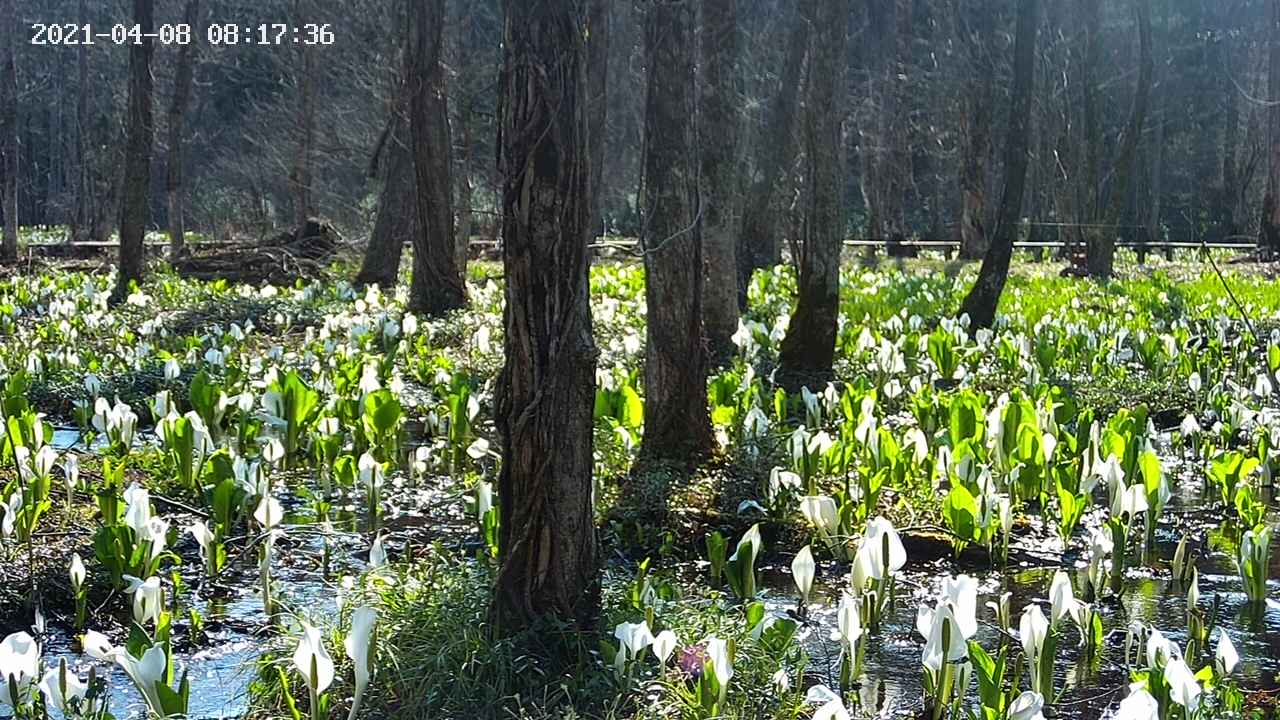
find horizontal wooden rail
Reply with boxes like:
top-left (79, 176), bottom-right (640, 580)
top-left (24, 237), bottom-right (1256, 252)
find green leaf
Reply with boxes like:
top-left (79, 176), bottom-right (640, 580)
top-left (944, 484), bottom-right (979, 543)
top-left (621, 385), bottom-right (644, 430)
top-left (276, 666), bottom-right (304, 720)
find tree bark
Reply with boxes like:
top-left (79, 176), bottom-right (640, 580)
top-left (113, 0), bottom-right (155, 303)
top-left (959, 0), bottom-right (1039, 330)
top-left (738, 7), bottom-right (809, 307)
top-left (778, 0), bottom-right (847, 383)
top-left (699, 0), bottom-right (743, 364)
top-left (355, 110), bottom-right (417, 288)
top-left (586, 0), bottom-right (611, 239)
top-left (72, 0), bottom-right (89, 244)
top-left (958, 0), bottom-right (995, 260)
top-left (493, 0), bottom-right (600, 630)
top-left (1263, 0), bottom-right (1280, 255)
top-left (455, 96), bottom-right (474, 268)
top-left (1089, 0), bottom-right (1152, 278)
top-left (166, 0), bottom-right (201, 261)
top-left (407, 0), bottom-right (467, 315)
top-left (0, 0), bottom-right (17, 261)
top-left (291, 1), bottom-right (316, 233)
top-left (1075, 0), bottom-right (1102, 259)
top-left (1223, 67), bottom-right (1241, 240)
top-left (639, 0), bottom-right (714, 467)
top-left (861, 0), bottom-right (910, 249)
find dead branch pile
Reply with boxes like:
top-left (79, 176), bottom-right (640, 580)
top-left (174, 219), bottom-right (340, 284)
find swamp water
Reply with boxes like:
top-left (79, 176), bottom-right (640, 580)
top-left (754, 434), bottom-right (1280, 719)
top-left (13, 431), bottom-right (1280, 720)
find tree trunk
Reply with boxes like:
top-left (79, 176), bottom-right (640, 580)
top-left (355, 111), bottom-right (416, 288)
top-left (455, 97), bottom-right (474, 268)
top-left (639, 0), bottom-right (714, 467)
top-left (493, 0), bottom-right (600, 630)
top-left (958, 0), bottom-right (995, 260)
top-left (1090, 0), bottom-right (1152, 278)
top-left (959, 0), bottom-right (1039, 329)
top-left (1076, 0), bottom-right (1102, 262)
top-left (291, 5), bottom-right (316, 232)
top-left (885, 0), bottom-right (911, 247)
top-left (738, 6), bottom-right (809, 307)
top-left (1223, 67), bottom-right (1241, 240)
top-left (167, 0), bottom-right (201, 261)
top-left (113, 0), bottom-right (155, 303)
top-left (861, 0), bottom-right (910, 250)
top-left (586, 0), bottom-right (611, 239)
top-left (1147, 68), bottom-right (1166, 256)
top-left (0, 0), bottom-right (17, 261)
top-left (699, 0), bottom-right (743, 364)
top-left (73, 0), bottom-right (89, 244)
top-left (408, 0), bottom-right (467, 315)
top-left (778, 0), bottom-right (847, 383)
top-left (1263, 0), bottom-right (1280, 255)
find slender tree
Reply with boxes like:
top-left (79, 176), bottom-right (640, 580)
top-left (493, 0), bottom-right (599, 629)
top-left (586, 0), bottom-right (611, 238)
top-left (167, 0), bottom-right (202, 260)
top-left (861, 0), bottom-right (910, 250)
top-left (407, 0), bottom-right (467, 315)
top-left (958, 0), bottom-right (1040, 329)
top-left (1077, 0), bottom-right (1102, 260)
top-left (0, 0), bottom-right (17, 262)
top-left (113, 0), bottom-right (155, 303)
top-left (700, 0), bottom-right (743, 363)
top-left (72, 0), bottom-right (90, 244)
top-left (291, 0), bottom-right (316, 233)
top-left (958, 0), bottom-right (995, 260)
top-left (639, 0), bottom-right (714, 466)
top-left (778, 0), bottom-right (847, 382)
top-left (1089, 0), bottom-right (1153, 278)
top-left (738, 6), bottom-right (809, 306)
top-left (1263, 0), bottom-right (1280, 255)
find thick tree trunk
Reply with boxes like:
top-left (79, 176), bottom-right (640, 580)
top-left (1263, 0), bottom-right (1280, 255)
top-left (167, 0), bottom-right (201, 261)
top-left (737, 7), bottom-right (809, 307)
top-left (113, 0), bottom-right (155, 303)
top-left (958, 0), bottom-right (994, 260)
top-left (1089, 0), bottom-right (1152, 278)
top-left (0, 0), bottom-right (17, 261)
top-left (639, 0), bottom-right (714, 467)
top-left (408, 0), bottom-right (467, 315)
top-left (355, 111), bottom-right (416, 288)
top-left (959, 0), bottom-right (1039, 329)
top-left (493, 0), bottom-right (600, 630)
top-left (778, 0), bottom-right (847, 383)
top-left (586, 0), bottom-right (611, 239)
top-left (699, 0), bottom-right (743, 364)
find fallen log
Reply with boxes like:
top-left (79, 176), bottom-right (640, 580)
top-left (173, 219), bottom-right (341, 284)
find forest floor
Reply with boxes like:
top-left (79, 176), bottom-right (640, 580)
top-left (1, 248), bottom-right (1279, 719)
